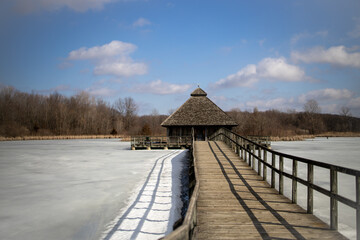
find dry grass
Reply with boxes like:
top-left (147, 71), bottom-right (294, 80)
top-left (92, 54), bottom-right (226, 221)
top-left (270, 135), bottom-right (315, 141)
top-left (1, 132), bottom-right (359, 142)
top-left (0, 135), bottom-right (132, 142)
top-left (315, 132), bottom-right (360, 137)
top-left (270, 132), bottom-right (360, 141)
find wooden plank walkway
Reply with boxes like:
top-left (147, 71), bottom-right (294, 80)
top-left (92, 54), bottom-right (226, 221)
top-left (194, 141), bottom-right (347, 240)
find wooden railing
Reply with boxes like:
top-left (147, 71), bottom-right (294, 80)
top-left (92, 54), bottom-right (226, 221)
top-left (210, 128), bottom-right (360, 240)
top-left (131, 136), bottom-right (192, 149)
top-left (163, 135), bottom-right (199, 240)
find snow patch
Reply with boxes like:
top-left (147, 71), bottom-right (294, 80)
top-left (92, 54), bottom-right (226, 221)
top-left (101, 150), bottom-right (187, 240)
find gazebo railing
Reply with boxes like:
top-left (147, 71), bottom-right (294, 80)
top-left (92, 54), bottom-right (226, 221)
top-left (131, 135), bottom-right (192, 149)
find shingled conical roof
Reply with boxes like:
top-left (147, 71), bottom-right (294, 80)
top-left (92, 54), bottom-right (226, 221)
top-left (161, 87), bottom-right (238, 127)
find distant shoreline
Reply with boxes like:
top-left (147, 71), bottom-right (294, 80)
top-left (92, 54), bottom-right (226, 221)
top-left (270, 132), bottom-right (360, 141)
top-left (1, 132), bottom-right (359, 142)
top-left (0, 135), bottom-right (132, 142)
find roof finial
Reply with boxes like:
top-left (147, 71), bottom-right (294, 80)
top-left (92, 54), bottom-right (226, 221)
top-left (198, 84), bottom-right (200, 88)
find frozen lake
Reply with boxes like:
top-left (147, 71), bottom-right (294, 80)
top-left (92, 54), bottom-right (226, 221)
top-left (1, 138), bottom-right (359, 239)
top-left (0, 139), bottom-right (187, 240)
top-left (271, 137), bottom-right (360, 240)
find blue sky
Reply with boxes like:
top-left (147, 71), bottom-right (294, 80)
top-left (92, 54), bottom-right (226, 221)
top-left (1, 0), bottom-right (360, 116)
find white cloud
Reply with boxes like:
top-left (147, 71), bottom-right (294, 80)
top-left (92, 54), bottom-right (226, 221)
top-left (13, 0), bottom-right (117, 13)
top-left (257, 57), bottom-right (305, 82)
top-left (291, 45), bottom-right (360, 68)
top-left (212, 64), bottom-right (258, 88)
top-left (67, 40), bottom-right (147, 77)
top-left (132, 80), bottom-right (191, 95)
top-left (298, 88), bottom-right (353, 103)
top-left (133, 18), bottom-right (151, 27)
top-left (290, 31), bottom-right (328, 45)
top-left (212, 57), bottom-right (305, 89)
top-left (68, 41), bottom-right (136, 60)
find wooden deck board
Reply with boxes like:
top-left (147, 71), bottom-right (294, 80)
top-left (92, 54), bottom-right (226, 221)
top-left (194, 141), bottom-right (347, 240)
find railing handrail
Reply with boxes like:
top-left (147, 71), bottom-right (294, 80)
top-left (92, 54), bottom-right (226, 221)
top-left (209, 128), bottom-right (360, 239)
top-left (215, 129), bottom-right (360, 177)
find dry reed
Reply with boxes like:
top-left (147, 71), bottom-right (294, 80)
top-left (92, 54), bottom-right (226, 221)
top-left (0, 135), bottom-right (132, 142)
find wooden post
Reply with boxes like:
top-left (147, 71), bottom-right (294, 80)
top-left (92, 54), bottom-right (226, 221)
top-left (307, 164), bottom-right (314, 214)
top-left (330, 167), bottom-right (338, 230)
top-left (292, 159), bottom-right (298, 204)
top-left (235, 136), bottom-right (239, 155)
top-left (244, 141), bottom-right (247, 163)
top-left (239, 138), bottom-right (242, 158)
top-left (248, 143), bottom-right (252, 167)
top-left (271, 153), bottom-right (275, 188)
top-left (263, 149), bottom-right (267, 181)
top-left (252, 144), bottom-right (255, 170)
top-left (356, 176), bottom-right (360, 240)
top-left (279, 156), bottom-right (284, 195)
top-left (257, 147), bottom-right (261, 176)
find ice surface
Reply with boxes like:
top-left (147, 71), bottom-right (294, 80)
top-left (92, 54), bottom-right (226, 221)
top-left (271, 137), bottom-right (360, 240)
top-left (0, 139), bottom-right (187, 240)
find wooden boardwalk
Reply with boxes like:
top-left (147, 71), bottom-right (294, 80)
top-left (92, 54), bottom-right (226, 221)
top-left (194, 141), bottom-right (346, 240)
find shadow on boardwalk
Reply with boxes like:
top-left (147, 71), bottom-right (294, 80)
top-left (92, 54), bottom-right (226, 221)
top-left (195, 141), bottom-right (347, 240)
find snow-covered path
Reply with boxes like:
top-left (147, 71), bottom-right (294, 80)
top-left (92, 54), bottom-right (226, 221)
top-left (102, 150), bottom-right (185, 240)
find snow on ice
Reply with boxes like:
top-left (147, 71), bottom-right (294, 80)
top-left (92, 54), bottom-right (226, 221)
top-left (0, 139), bottom-right (187, 240)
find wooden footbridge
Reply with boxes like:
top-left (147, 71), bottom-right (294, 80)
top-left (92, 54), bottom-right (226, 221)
top-left (165, 128), bottom-right (360, 240)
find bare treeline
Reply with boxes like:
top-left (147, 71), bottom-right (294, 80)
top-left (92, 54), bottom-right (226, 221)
top-left (228, 106), bottom-right (360, 137)
top-left (1, 87), bottom-right (359, 138)
top-left (0, 87), bottom-right (166, 137)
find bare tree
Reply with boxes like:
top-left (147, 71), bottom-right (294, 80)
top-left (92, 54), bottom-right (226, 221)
top-left (304, 99), bottom-right (321, 114)
top-left (340, 106), bottom-right (351, 117)
top-left (113, 97), bottom-right (138, 132)
top-left (113, 98), bottom-right (125, 116)
top-left (303, 99), bottom-right (324, 134)
top-left (123, 97), bottom-right (138, 131)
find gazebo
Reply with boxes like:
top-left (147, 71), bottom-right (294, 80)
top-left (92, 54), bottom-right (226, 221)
top-left (161, 87), bottom-right (238, 141)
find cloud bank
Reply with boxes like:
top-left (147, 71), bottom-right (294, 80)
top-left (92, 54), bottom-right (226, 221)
top-left (212, 57), bottom-right (305, 89)
top-left (298, 88), bottom-right (353, 103)
top-left (67, 40), bottom-right (147, 77)
top-left (292, 45), bottom-right (360, 68)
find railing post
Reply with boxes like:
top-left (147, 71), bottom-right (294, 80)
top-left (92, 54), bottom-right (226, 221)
top-left (356, 176), bottom-right (360, 240)
top-left (307, 164), bottom-right (314, 214)
top-left (257, 147), bottom-right (261, 176)
top-left (244, 140), bottom-right (247, 163)
top-left (235, 136), bottom-right (239, 155)
top-left (271, 153), bottom-right (275, 188)
top-left (279, 156), bottom-right (284, 195)
top-left (248, 143), bottom-right (252, 167)
top-left (263, 149), bottom-right (267, 181)
top-left (252, 144), bottom-right (255, 170)
top-left (241, 138), bottom-right (244, 158)
top-left (241, 139), bottom-right (244, 159)
top-left (330, 167), bottom-right (338, 230)
top-left (292, 159), bottom-right (298, 204)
